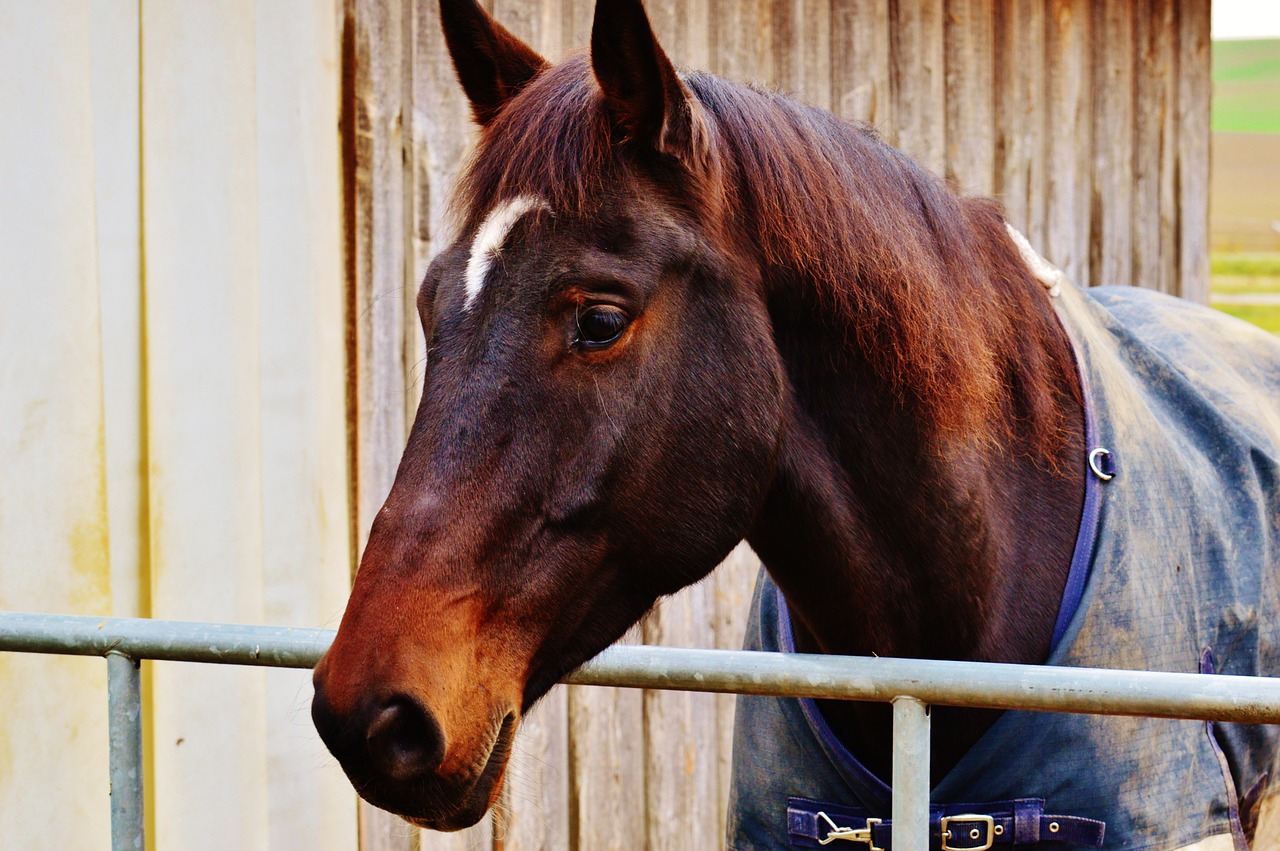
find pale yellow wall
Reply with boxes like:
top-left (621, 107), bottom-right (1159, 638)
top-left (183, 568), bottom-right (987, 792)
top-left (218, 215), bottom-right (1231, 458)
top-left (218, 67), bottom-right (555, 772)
top-left (0, 2), bottom-right (357, 848)
top-left (0, 2), bottom-right (113, 846)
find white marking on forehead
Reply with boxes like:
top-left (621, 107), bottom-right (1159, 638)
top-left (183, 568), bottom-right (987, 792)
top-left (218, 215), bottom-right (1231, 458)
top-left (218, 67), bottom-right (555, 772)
top-left (464, 195), bottom-right (548, 311)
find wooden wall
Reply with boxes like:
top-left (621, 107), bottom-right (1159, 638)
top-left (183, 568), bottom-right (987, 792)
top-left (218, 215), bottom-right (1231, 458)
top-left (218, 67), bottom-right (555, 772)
top-left (342, 1), bottom-right (1210, 849)
top-left (0, 0), bottom-right (1208, 849)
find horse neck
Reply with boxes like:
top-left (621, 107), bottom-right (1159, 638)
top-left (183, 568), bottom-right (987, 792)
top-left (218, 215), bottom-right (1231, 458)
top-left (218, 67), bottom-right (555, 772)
top-left (741, 213), bottom-right (1086, 782)
top-left (745, 224), bottom-right (1086, 669)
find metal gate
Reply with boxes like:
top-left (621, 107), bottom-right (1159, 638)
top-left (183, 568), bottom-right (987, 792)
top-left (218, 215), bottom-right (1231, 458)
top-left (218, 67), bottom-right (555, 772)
top-left (4, 611), bottom-right (1280, 851)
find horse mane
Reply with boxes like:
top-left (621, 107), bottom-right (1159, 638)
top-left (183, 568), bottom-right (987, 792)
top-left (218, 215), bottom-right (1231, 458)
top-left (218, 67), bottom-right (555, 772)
top-left (455, 55), bottom-right (1077, 457)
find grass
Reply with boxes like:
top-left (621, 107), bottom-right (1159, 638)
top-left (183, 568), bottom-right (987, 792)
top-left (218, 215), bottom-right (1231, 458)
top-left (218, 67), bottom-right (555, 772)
top-left (1213, 40), bottom-right (1280, 134)
top-left (1210, 253), bottom-right (1280, 277)
top-left (1213, 303), bottom-right (1280, 334)
top-left (1210, 253), bottom-right (1280, 294)
top-left (1209, 41), bottom-right (1279, 329)
top-left (1211, 251), bottom-right (1280, 333)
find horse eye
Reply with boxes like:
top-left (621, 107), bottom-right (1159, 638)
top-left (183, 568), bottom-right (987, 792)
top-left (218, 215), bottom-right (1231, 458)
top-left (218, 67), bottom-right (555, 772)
top-left (575, 305), bottom-right (629, 349)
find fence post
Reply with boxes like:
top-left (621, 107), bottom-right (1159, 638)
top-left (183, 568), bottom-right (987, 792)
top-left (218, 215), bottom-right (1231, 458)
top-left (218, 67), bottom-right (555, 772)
top-left (891, 696), bottom-right (930, 851)
top-left (107, 650), bottom-right (144, 851)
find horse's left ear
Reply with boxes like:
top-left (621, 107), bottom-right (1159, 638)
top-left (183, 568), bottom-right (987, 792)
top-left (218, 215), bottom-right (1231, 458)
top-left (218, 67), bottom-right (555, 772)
top-left (590, 0), bottom-right (703, 159)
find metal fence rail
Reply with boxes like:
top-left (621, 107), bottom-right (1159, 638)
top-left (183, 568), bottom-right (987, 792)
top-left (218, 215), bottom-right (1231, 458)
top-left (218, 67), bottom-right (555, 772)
top-left (5, 611), bottom-right (1280, 851)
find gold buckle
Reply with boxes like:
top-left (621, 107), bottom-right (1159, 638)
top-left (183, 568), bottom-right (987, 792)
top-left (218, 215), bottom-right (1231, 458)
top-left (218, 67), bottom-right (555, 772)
top-left (941, 814), bottom-right (995, 851)
top-left (816, 811), bottom-right (884, 849)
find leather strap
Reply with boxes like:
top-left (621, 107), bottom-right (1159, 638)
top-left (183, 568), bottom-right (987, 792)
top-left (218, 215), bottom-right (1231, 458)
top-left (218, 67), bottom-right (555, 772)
top-left (787, 796), bottom-right (1105, 849)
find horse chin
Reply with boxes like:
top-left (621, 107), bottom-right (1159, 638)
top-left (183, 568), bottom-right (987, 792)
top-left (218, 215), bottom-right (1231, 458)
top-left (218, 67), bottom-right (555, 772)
top-left (354, 712), bottom-right (517, 832)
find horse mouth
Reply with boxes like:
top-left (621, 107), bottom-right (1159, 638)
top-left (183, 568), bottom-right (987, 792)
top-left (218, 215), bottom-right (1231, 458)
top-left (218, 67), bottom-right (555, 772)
top-left (365, 711), bottom-right (519, 831)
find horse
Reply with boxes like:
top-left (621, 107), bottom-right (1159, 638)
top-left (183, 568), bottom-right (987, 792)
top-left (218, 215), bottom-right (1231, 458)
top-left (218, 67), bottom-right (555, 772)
top-left (312, 0), bottom-right (1280, 846)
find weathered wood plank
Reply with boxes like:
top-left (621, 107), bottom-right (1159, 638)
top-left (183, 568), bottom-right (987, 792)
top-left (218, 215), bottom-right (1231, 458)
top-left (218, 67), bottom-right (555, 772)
top-left (943, 0), bottom-right (995, 195)
top-left (494, 0), bottom-right (562, 58)
top-left (994, 0), bottom-right (1047, 245)
top-left (891, 0), bottom-right (946, 175)
top-left (345, 0), bottom-right (415, 847)
top-left (708, 0), bottom-right (772, 85)
top-left (1132, 0), bottom-right (1177, 294)
top-left (347, 0), bottom-right (409, 548)
top-left (1176, 0), bottom-right (1211, 303)
top-left (1024, 1), bottom-right (1049, 250)
top-left (498, 688), bottom-right (571, 851)
top-left (831, 0), bottom-right (892, 128)
top-left (642, 583), bottom-right (721, 850)
top-left (559, 0), bottom-right (594, 58)
top-left (1154, 0), bottom-right (1179, 297)
top-left (648, 0), bottom-right (710, 71)
top-left (567, 627), bottom-right (645, 850)
top-left (1044, 0), bottom-right (1092, 283)
top-left (1089, 0), bottom-right (1134, 288)
top-left (771, 0), bottom-right (832, 109)
top-left (714, 543), bottom-right (763, 843)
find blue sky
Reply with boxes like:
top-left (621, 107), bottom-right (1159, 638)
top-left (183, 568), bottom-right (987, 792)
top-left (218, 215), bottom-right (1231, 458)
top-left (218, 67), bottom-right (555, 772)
top-left (1213, 0), bottom-right (1280, 40)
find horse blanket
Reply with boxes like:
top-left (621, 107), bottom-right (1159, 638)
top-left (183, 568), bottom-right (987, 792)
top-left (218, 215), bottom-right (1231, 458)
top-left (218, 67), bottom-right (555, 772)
top-left (727, 269), bottom-right (1280, 850)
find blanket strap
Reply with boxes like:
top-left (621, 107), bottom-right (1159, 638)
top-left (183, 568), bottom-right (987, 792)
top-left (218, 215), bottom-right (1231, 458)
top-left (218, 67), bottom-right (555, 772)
top-left (787, 796), bottom-right (1105, 849)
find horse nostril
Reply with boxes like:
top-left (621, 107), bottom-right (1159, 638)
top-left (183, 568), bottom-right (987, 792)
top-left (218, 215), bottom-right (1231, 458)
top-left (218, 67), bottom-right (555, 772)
top-left (366, 696), bottom-right (445, 781)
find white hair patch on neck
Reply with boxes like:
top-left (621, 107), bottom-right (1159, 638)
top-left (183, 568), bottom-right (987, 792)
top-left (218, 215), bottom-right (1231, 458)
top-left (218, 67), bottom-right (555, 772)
top-left (464, 196), bottom-right (548, 311)
top-left (1005, 223), bottom-right (1066, 298)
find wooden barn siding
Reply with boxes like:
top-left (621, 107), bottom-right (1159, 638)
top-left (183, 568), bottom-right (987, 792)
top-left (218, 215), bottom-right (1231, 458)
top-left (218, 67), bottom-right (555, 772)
top-left (341, 1), bottom-right (1210, 849)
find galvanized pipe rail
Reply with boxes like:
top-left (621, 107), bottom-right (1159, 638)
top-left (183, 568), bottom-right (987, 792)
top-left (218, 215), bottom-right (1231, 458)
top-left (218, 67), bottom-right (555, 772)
top-left (5, 612), bottom-right (1280, 851)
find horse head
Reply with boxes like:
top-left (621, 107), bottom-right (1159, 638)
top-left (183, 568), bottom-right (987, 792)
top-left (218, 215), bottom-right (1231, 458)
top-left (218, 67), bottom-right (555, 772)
top-left (311, 0), bottom-right (783, 828)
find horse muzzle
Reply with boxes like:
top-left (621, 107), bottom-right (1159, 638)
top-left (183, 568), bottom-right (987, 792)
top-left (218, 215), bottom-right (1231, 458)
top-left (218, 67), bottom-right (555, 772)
top-left (311, 654), bottom-right (520, 830)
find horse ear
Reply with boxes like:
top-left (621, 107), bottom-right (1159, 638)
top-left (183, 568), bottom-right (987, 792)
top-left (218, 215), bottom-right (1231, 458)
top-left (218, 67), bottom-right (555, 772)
top-left (590, 0), bottom-right (701, 158)
top-left (439, 0), bottom-right (549, 126)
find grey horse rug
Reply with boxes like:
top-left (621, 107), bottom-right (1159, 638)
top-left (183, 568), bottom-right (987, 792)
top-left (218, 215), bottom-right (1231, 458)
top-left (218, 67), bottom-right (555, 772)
top-left (727, 248), bottom-right (1280, 850)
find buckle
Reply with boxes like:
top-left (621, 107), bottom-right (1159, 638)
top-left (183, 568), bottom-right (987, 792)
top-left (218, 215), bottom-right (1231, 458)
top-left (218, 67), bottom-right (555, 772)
top-left (941, 814), bottom-right (996, 851)
top-left (816, 811), bottom-right (884, 849)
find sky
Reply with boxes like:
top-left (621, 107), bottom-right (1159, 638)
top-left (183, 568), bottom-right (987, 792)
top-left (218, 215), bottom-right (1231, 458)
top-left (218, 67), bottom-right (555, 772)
top-left (1213, 0), bottom-right (1280, 40)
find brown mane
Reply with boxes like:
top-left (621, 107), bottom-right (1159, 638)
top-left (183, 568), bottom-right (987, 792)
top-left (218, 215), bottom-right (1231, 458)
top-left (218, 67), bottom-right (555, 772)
top-left (456, 54), bottom-right (1076, 457)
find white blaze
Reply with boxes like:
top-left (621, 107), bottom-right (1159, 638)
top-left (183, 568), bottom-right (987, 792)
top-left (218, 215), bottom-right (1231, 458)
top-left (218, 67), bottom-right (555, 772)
top-left (464, 195), bottom-right (547, 310)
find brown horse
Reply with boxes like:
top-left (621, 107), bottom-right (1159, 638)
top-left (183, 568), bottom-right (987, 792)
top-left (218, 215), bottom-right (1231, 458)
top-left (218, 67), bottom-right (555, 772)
top-left (311, 0), bottom-right (1089, 832)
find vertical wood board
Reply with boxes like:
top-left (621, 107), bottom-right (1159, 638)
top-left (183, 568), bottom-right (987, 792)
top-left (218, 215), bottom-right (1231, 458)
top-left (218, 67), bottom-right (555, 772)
top-left (499, 688), bottom-right (571, 851)
top-left (1089, 0), bottom-right (1135, 288)
top-left (891, 0), bottom-right (946, 175)
top-left (642, 582), bottom-right (721, 850)
top-left (830, 0), bottom-right (892, 127)
top-left (567, 629), bottom-right (645, 850)
top-left (1044, 0), bottom-right (1093, 285)
top-left (345, 0), bottom-right (420, 846)
top-left (1176, 0), bottom-right (1211, 303)
top-left (944, 0), bottom-right (996, 195)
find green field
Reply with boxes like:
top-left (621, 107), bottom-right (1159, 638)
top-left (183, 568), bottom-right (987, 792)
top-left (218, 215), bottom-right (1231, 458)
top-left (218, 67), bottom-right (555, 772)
top-left (1213, 39), bottom-right (1280, 133)
top-left (1211, 252), bottom-right (1280, 334)
top-left (1211, 38), bottom-right (1280, 302)
top-left (1214, 302), bottom-right (1280, 334)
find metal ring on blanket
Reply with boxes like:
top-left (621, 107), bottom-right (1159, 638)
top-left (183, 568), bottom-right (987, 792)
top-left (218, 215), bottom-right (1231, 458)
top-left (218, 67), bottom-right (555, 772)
top-left (1088, 448), bottom-right (1115, 481)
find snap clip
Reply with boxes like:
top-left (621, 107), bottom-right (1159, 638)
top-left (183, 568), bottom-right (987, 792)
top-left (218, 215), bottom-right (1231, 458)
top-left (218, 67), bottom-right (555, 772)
top-left (1088, 447), bottom-right (1115, 481)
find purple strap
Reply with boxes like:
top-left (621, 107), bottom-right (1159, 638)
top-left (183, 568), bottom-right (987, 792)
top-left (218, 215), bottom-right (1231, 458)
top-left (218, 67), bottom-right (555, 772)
top-left (1049, 313), bottom-right (1109, 652)
top-left (787, 796), bottom-right (1105, 849)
